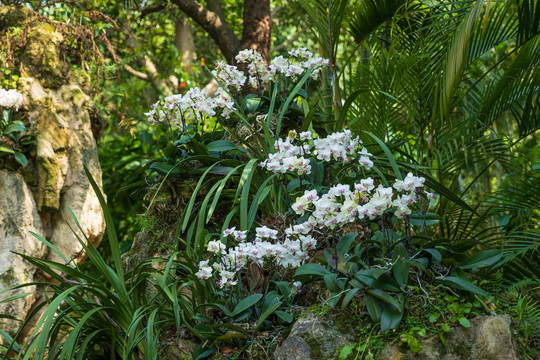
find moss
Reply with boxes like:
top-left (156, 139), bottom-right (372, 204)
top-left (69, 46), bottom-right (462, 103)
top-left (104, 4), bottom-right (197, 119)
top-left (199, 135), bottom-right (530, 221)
top-left (20, 22), bottom-right (64, 88)
top-left (0, 269), bottom-right (15, 288)
top-left (60, 85), bottom-right (87, 108)
top-left (37, 154), bottom-right (60, 212)
top-left (160, 346), bottom-right (192, 360)
top-left (33, 110), bottom-right (68, 151)
top-left (450, 342), bottom-right (472, 360)
top-left (305, 336), bottom-right (324, 359)
top-left (0, 4), bottom-right (34, 29)
top-left (23, 161), bottom-right (38, 189)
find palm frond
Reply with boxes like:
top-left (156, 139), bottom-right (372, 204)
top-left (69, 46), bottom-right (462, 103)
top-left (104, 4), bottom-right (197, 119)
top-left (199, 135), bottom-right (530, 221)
top-left (297, 0), bottom-right (349, 59)
top-left (348, 0), bottom-right (419, 44)
top-left (477, 35), bottom-right (540, 135)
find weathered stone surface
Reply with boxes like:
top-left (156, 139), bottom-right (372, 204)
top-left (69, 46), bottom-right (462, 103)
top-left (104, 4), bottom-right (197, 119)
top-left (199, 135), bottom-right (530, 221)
top-left (275, 313), bottom-right (519, 360)
top-left (274, 336), bottom-right (313, 360)
top-left (274, 313), bottom-right (356, 360)
top-left (21, 22), bottom-right (65, 88)
top-left (378, 315), bottom-right (519, 360)
top-left (0, 5), bottom-right (106, 342)
top-left (0, 170), bottom-right (47, 336)
top-left (18, 76), bottom-right (106, 265)
top-left (378, 345), bottom-right (403, 360)
top-left (472, 315), bottom-right (518, 360)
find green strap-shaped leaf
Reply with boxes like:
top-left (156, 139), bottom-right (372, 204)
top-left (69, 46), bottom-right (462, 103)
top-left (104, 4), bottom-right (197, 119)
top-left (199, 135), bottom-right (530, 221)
top-left (435, 276), bottom-right (489, 298)
top-left (380, 304), bottom-right (404, 333)
top-left (365, 131), bottom-right (403, 180)
top-left (231, 293), bottom-right (263, 317)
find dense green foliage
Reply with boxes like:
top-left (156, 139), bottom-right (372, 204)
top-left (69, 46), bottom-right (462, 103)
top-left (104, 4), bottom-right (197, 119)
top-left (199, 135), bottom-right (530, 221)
top-left (0, 0), bottom-right (539, 359)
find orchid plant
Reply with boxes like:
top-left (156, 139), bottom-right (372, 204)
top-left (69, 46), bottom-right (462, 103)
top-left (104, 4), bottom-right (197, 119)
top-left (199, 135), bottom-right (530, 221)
top-left (0, 88), bottom-right (30, 166)
top-left (139, 48), bottom-right (489, 341)
top-left (195, 128), bottom-right (432, 291)
top-left (143, 48), bottom-right (329, 142)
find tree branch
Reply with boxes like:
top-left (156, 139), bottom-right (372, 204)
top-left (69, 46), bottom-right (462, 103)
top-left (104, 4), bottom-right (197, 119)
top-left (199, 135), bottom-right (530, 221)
top-left (123, 64), bottom-right (149, 80)
top-left (140, 3), bottom-right (167, 18)
top-left (271, 27), bottom-right (305, 53)
top-left (118, 18), bottom-right (174, 94)
top-left (170, 0), bottom-right (239, 62)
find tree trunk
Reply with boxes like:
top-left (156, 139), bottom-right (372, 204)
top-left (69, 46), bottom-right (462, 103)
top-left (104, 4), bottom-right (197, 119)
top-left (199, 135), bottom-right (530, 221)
top-left (240, 0), bottom-right (271, 64)
top-left (171, 0), bottom-right (271, 65)
top-left (174, 14), bottom-right (196, 65)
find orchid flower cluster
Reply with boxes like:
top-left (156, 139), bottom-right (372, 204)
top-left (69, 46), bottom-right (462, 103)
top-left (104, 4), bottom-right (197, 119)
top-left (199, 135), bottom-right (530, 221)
top-left (259, 129), bottom-right (374, 176)
top-left (196, 225), bottom-right (317, 288)
top-left (196, 128), bottom-right (434, 288)
top-left (144, 86), bottom-right (236, 130)
top-left (144, 48), bottom-right (330, 129)
top-left (291, 172), bottom-right (428, 228)
top-left (232, 47), bottom-right (329, 88)
top-left (196, 174), bottom-right (431, 288)
top-left (0, 88), bottom-right (23, 110)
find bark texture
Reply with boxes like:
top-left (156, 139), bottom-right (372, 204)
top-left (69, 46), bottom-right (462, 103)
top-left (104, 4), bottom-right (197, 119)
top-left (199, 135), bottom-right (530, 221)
top-left (170, 0), bottom-right (271, 64)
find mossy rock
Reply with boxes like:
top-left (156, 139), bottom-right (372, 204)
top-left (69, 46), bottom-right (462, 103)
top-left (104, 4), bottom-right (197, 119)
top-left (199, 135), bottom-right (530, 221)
top-left (20, 22), bottom-right (65, 88)
top-left (0, 4), bottom-right (34, 29)
top-left (275, 312), bottom-right (359, 360)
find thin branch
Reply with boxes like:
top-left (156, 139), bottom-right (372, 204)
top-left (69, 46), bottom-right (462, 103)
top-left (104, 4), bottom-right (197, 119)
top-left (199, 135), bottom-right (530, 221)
top-left (170, 0), bottom-right (239, 61)
top-left (123, 64), bottom-right (149, 80)
top-left (140, 3), bottom-right (167, 18)
top-left (271, 28), bottom-right (305, 53)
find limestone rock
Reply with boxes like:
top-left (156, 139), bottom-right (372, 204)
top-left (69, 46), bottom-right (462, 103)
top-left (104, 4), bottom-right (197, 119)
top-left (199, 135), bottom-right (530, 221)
top-left (378, 315), bottom-right (519, 360)
top-left (0, 5), bottom-right (106, 342)
top-left (0, 170), bottom-right (47, 336)
top-left (18, 76), bottom-right (106, 265)
top-left (472, 315), bottom-right (519, 360)
top-left (378, 345), bottom-right (403, 360)
top-left (274, 336), bottom-right (313, 360)
top-left (21, 22), bottom-right (65, 88)
top-left (274, 313), bottom-right (356, 360)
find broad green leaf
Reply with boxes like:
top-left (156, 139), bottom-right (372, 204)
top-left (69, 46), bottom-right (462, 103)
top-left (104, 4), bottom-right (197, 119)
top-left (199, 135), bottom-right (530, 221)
top-left (243, 94), bottom-right (262, 113)
top-left (206, 140), bottom-right (239, 152)
top-left (458, 317), bottom-right (471, 328)
top-left (366, 289), bottom-right (402, 312)
top-left (339, 345), bottom-right (353, 360)
top-left (435, 276), bottom-right (489, 298)
top-left (4, 121), bottom-right (26, 134)
top-left (231, 294), bottom-right (263, 316)
top-left (423, 248), bottom-right (442, 263)
top-left (255, 293), bottom-right (283, 331)
top-left (356, 273), bottom-right (400, 292)
top-left (194, 346), bottom-right (216, 359)
top-left (392, 244), bottom-right (409, 287)
top-left (341, 287), bottom-right (361, 310)
top-left (365, 294), bottom-right (383, 322)
top-left (328, 291), bottom-right (343, 309)
top-left (409, 212), bottom-right (441, 226)
top-left (14, 152), bottom-right (28, 166)
top-left (324, 274), bottom-right (341, 292)
top-left (458, 250), bottom-right (502, 270)
top-left (336, 233), bottom-right (357, 256)
top-left (295, 263), bottom-right (330, 278)
top-left (0, 145), bottom-right (15, 154)
top-left (380, 304), bottom-right (403, 333)
top-left (275, 311), bottom-right (293, 323)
